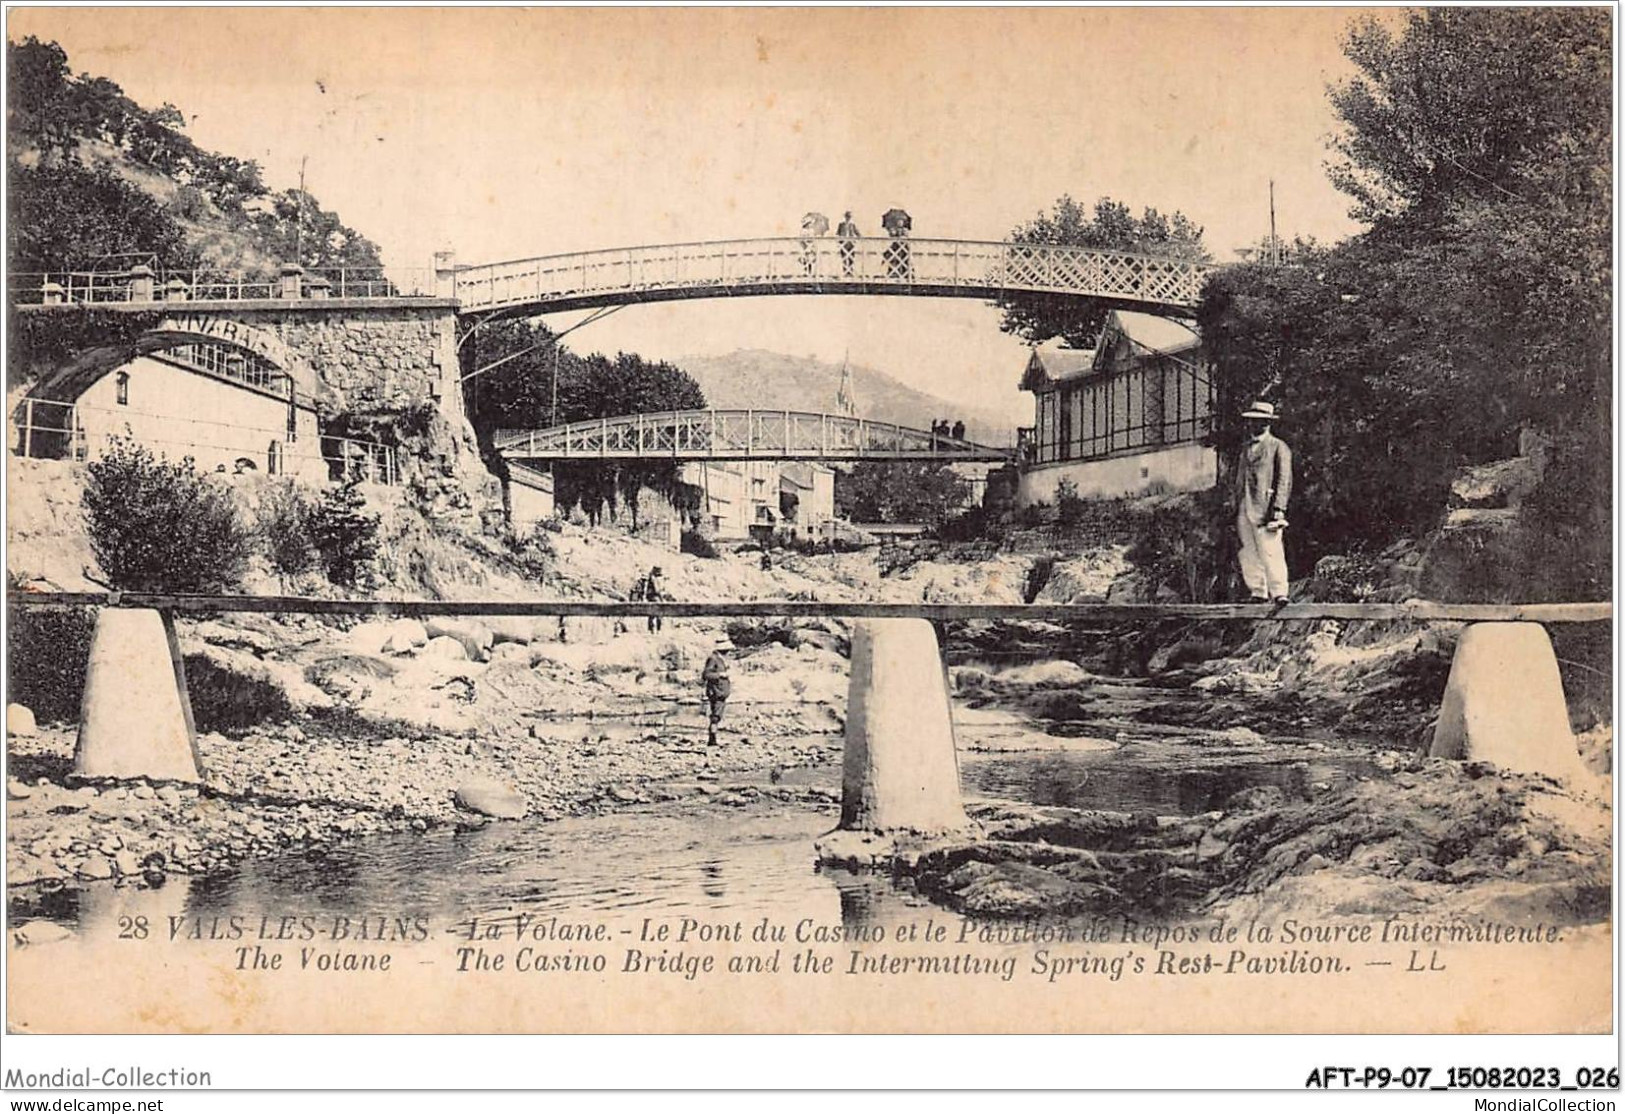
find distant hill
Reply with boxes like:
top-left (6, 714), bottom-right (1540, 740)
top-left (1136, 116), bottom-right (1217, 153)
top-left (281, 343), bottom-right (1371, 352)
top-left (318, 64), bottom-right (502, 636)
top-left (674, 349), bottom-right (1017, 446)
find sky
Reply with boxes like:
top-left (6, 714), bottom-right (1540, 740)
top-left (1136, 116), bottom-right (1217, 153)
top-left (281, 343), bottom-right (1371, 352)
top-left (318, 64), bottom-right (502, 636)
top-left (9, 7), bottom-right (1371, 427)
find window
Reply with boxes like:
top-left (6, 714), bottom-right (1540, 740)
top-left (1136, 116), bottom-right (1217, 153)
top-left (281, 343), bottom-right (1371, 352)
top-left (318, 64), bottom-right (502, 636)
top-left (155, 342), bottom-right (284, 394)
top-left (1057, 387), bottom-right (1073, 461)
top-left (115, 371), bottom-right (129, 406)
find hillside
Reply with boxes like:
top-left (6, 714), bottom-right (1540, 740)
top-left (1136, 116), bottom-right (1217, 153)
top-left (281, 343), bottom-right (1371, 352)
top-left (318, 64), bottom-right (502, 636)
top-left (8, 36), bottom-right (384, 277)
top-left (675, 349), bottom-right (1019, 446)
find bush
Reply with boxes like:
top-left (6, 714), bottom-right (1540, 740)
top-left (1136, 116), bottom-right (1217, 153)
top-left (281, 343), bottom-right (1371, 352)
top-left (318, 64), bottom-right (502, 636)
top-left (781, 533), bottom-right (867, 555)
top-left (182, 654), bottom-right (293, 733)
top-left (936, 504), bottom-right (1005, 544)
top-left (725, 620), bottom-right (793, 649)
top-left (1014, 500), bottom-right (1051, 529)
top-left (681, 528), bottom-right (719, 559)
top-left (1124, 490), bottom-right (1230, 602)
top-left (1310, 553), bottom-right (1386, 602)
top-left (309, 480), bottom-right (381, 586)
top-left (1055, 478), bottom-right (1086, 527)
top-left (505, 521), bottom-right (556, 579)
top-left (256, 481), bottom-right (318, 578)
top-left (6, 600), bottom-right (97, 723)
top-left (83, 438), bottom-right (252, 592)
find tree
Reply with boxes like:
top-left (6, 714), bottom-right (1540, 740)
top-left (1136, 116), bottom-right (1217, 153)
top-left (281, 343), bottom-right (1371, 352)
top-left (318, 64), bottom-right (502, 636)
top-left (7, 37), bottom-right (77, 155)
top-left (459, 319), bottom-right (708, 525)
top-left (835, 462), bottom-right (970, 526)
top-left (83, 439), bottom-right (251, 593)
top-left (1201, 8), bottom-right (1611, 576)
top-left (1328, 9), bottom-right (1609, 227)
top-left (1326, 8), bottom-right (1609, 438)
top-left (997, 195), bottom-right (1210, 347)
top-left (6, 37), bottom-right (375, 280)
top-left (9, 162), bottom-right (197, 272)
top-left (247, 189), bottom-right (386, 271)
top-left (309, 479), bottom-right (380, 586)
top-left (190, 152), bottom-right (269, 215)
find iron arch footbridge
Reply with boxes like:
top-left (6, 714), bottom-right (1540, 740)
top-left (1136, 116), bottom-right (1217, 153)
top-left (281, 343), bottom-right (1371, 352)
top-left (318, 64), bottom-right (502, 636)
top-left (453, 237), bottom-right (1213, 318)
top-left (495, 409), bottom-right (1015, 464)
top-left (10, 238), bottom-right (1216, 320)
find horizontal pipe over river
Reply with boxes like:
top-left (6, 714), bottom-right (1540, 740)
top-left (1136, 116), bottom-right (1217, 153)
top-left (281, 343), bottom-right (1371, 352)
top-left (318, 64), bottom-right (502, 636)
top-left (7, 593), bottom-right (1612, 624)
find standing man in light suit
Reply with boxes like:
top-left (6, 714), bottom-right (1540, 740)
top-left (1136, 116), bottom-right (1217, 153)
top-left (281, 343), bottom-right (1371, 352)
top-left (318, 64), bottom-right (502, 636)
top-left (1234, 400), bottom-right (1293, 603)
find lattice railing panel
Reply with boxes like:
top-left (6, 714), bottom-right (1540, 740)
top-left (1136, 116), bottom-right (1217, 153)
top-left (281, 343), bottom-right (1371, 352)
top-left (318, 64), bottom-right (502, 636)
top-left (458, 237), bottom-right (1213, 315)
top-left (494, 409), bottom-right (1013, 463)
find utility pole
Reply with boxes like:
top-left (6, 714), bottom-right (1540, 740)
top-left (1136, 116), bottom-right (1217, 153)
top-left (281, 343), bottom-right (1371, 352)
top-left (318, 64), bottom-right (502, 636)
top-left (551, 339), bottom-right (561, 428)
top-left (1268, 178), bottom-right (1280, 265)
top-left (296, 156), bottom-right (308, 264)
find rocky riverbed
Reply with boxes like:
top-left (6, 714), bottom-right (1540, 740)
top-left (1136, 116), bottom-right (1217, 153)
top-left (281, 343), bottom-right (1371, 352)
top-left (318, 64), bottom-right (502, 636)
top-left (818, 754), bottom-right (1614, 927)
top-left (7, 506), bottom-right (1613, 931)
top-left (5, 714), bottom-right (844, 892)
top-left (5, 608), bottom-right (854, 894)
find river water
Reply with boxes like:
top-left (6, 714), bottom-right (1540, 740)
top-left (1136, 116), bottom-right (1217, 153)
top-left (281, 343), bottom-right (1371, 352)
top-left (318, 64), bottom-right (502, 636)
top-left (15, 713), bottom-right (1377, 937)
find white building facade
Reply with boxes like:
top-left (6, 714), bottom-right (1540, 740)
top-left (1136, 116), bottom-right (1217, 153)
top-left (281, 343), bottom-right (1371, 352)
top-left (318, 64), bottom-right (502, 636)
top-left (1016, 311), bottom-right (1216, 505)
top-left (680, 459), bottom-right (835, 541)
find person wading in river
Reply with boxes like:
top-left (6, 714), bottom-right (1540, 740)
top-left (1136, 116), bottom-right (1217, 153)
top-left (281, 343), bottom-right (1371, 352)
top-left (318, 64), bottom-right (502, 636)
top-left (1233, 400), bottom-right (1293, 603)
top-left (702, 638), bottom-right (732, 746)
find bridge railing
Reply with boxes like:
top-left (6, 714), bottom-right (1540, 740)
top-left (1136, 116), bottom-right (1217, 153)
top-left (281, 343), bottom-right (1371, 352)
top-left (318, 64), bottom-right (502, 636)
top-left (10, 396), bottom-right (398, 485)
top-left (494, 409), bottom-right (1014, 462)
top-left (453, 237), bottom-right (1214, 312)
top-left (9, 266), bottom-right (437, 306)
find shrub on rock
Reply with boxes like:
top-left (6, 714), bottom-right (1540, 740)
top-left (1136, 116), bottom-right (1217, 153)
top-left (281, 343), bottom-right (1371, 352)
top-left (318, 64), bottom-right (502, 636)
top-left (309, 479), bottom-right (381, 587)
top-left (83, 438), bottom-right (251, 593)
top-left (256, 480), bottom-right (319, 579)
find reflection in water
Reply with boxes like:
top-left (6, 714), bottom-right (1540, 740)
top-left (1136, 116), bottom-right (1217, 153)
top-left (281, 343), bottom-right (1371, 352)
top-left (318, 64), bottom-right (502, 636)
top-left (165, 793), bottom-right (851, 931)
top-left (700, 861), bottom-right (726, 900)
top-left (831, 871), bottom-right (929, 933)
top-left (12, 739), bottom-right (1377, 937)
top-left (962, 746), bottom-right (1372, 815)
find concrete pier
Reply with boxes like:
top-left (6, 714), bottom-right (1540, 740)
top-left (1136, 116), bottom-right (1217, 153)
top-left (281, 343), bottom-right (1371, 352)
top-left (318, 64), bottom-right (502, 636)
top-left (1429, 621), bottom-right (1587, 780)
top-left (839, 618), bottom-right (969, 834)
top-left (73, 609), bottom-right (201, 783)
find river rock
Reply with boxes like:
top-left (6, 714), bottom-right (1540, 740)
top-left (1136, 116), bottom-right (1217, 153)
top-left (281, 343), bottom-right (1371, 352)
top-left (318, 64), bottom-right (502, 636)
top-left (11, 921), bottom-right (73, 948)
top-left (489, 642), bottom-right (535, 664)
top-left (425, 618), bottom-right (494, 661)
top-left (454, 777), bottom-right (528, 820)
top-left (486, 617), bottom-right (540, 646)
top-left (381, 618), bottom-right (429, 655)
top-left (8, 703), bottom-right (37, 736)
top-left (421, 636), bottom-right (470, 662)
top-left (348, 620), bottom-right (397, 656)
top-left (7, 779), bottom-right (34, 800)
top-left (1204, 725), bottom-right (1267, 747)
top-left (78, 855), bottom-right (115, 880)
top-left (997, 660), bottom-right (1090, 688)
top-left (114, 850), bottom-right (143, 877)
